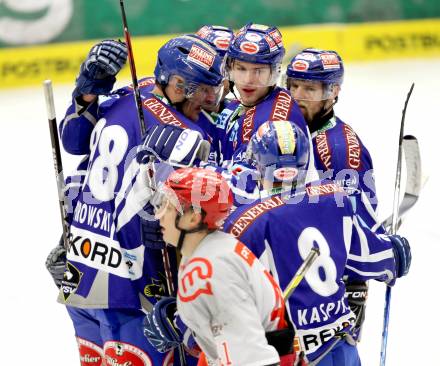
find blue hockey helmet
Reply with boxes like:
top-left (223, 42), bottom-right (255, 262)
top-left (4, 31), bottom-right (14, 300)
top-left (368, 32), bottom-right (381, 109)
top-left (195, 25), bottom-right (234, 58)
top-left (286, 48), bottom-right (344, 95)
top-left (249, 120), bottom-right (309, 183)
top-left (154, 35), bottom-right (225, 106)
top-left (226, 23), bottom-right (285, 87)
top-left (228, 23), bottom-right (285, 65)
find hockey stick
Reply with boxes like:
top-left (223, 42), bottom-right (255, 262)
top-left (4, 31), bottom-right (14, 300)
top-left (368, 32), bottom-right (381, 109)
top-left (283, 247), bottom-right (320, 300)
top-left (380, 83), bottom-right (415, 366)
top-left (43, 80), bottom-right (70, 250)
top-left (119, 0), bottom-right (145, 136)
top-left (118, 2), bottom-right (185, 364)
top-left (380, 135), bottom-right (421, 232)
top-left (118, 0), bottom-right (175, 298)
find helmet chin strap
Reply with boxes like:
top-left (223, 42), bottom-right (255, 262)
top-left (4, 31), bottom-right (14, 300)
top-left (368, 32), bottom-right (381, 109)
top-left (308, 96), bottom-right (338, 133)
top-left (174, 213), bottom-right (208, 252)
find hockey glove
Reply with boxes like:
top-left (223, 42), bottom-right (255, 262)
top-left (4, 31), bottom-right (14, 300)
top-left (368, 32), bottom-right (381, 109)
top-left (345, 280), bottom-right (368, 340)
top-left (141, 202), bottom-right (166, 250)
top-left (73, 39), bottom-right (128, 98)
top-left (137, 124), bottom-right (211, 168)
top-left (45, 237), bottom-right (66, 288)
top-left (390, 234), bottom-right (412, 278)
top-left (143, 297), bottom-right (183, 353)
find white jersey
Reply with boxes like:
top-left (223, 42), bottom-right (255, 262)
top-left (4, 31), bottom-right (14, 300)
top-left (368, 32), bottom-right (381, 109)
top-left (177, 231), bottom-right (289, 366)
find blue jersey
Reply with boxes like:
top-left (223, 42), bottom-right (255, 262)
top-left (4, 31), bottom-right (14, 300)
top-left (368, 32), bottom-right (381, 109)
top-left (216, 87), bottom-right (311, 167)
top-left (60, 77), bottom-right (218, 159)
top-left (59, 80), bottom-right (210, 310)
top-left (223, 181), bottom-right (396, 363)
top-left (312, 116), bottom-right (379, 223)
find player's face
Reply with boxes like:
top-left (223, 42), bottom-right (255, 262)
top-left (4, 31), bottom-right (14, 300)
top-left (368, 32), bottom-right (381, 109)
top-left (231, 61), bottom-right (271, 105)
top-left (184, 83), bottom-right (224, 120)
top-left (289, 79), bottom-right (327, 123)
top-left (155, 198), bottom-right (181, 246)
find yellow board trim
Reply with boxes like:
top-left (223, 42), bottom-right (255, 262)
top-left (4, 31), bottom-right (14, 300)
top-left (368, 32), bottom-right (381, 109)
top-left (1, 19), bottom-right (439, 89)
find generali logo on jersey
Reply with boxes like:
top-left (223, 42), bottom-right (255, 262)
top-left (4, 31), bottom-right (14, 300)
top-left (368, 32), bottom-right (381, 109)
top-left (306, 183), bottom-right (344, 196)
top-left (188, 44), bottom-right (215, 70)
top-left (229, 196), bottom-right (285, 237)
top-left (143, 97), bottom-right (188, 128)
top-left (270, 90), bottom-right (293, 121)
top-left (241, 106), bottom-right (256, 143)
top-left (343, 124), bottom-right (361, 170)
top-left (315, 132), bottom-right (332, 170)
top-left (178, 257), bottom-right (213, 302)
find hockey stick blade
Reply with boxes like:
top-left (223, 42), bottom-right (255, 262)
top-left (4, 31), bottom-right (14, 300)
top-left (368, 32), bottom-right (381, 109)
top-left (381, 135), bottom-right (421, 231)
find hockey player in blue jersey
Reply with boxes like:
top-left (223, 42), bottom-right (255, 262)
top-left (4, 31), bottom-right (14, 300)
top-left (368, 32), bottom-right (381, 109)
top-left (223, 120), bottom-right (411, 365)
top-left (193, 25), bottom-right (234, 162)
top-left (285, 48), bottom-right (382, 340)
top-left (45, 35), bottom-right (224, 366)
top-left (286, 48), bottom-right (377, 210)
top-left (215, 23), bottom-right (312, 171)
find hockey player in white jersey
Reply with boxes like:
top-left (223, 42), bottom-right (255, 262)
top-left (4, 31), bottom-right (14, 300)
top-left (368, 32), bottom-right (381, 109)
top-left (143, 167), bottom-right (300, 366)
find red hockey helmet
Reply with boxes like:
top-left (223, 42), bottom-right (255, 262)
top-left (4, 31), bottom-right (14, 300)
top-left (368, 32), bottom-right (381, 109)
top-left (164, 168), bottom-right (233, 230)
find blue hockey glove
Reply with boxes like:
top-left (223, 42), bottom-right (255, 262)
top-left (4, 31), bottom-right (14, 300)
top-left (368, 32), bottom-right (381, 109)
top-left (73, 39), bottom-right (128, 98)
top-left (45, 236), bottom-right (66, 288)
top-left (137, 124), bottom-right (211, 167)
top-left (143, 297), bottom-right (183, 353)
top-left (390, 234), bottom-right (412, 278)
top-left (141, 203), bottom-right (166, 250)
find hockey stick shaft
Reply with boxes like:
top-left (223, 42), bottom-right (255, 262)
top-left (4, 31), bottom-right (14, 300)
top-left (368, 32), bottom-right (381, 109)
top-left (380, 83), bottom-right (415, 366)
top-left (43, 80), bottom-right (70, 250)
top-left (119, 0), bottom-right (145, 136)
top-left (283, 247), bottom-right (320, 300)
top-left (118, 2), bottom-right (183, 363)
top-left (118, 0), bottom-right (175, 295)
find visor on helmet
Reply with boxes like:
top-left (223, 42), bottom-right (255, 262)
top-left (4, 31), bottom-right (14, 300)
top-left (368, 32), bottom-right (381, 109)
top-left (287, 78), bottom-right (339, 102)
top-left (228, 59), bottom-right (280, 88)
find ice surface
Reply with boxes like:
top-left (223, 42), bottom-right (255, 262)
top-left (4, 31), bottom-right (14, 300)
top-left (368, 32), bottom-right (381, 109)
top-left (0, 58), bottom-right (438, 364)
